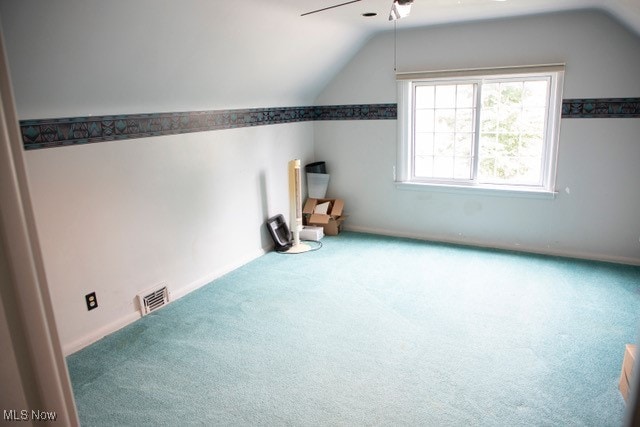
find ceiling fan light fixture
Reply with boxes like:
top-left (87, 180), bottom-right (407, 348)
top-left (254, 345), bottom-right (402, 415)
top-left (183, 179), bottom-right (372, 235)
top-left (389, 0), bottom-right (413, 21)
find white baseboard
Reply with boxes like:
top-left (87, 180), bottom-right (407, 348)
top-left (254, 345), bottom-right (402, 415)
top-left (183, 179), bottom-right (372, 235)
top-left (170, 246), bottom-right (270, 301)
top-left (64, 311), bottom-right (141, 356)
top-left (344, 224), bottom-right (640, 266)
top-left (63, 246), bottom-right (271, 356)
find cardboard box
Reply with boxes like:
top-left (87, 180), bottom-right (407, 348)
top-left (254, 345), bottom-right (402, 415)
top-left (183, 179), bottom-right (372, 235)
top-left (619, 344), bottom-right (636, 403)
top-left (303, 198), bottom-right (346, 236)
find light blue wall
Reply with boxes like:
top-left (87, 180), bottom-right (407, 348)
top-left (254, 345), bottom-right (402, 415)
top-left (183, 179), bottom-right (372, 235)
top-left (315, 10), bottom-right (640, 264)
top-left (0, 1), bottom-right (318, 352)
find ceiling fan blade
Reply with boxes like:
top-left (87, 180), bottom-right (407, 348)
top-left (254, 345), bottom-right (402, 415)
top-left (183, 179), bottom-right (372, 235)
top-left (301, 0), bottom-right (362, 17)
top-left (389, 0), bottom-right (413, 21)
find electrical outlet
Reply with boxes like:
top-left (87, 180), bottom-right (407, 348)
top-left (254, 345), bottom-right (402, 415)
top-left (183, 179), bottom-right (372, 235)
top-left (85, 292), bottom-right (98, 311)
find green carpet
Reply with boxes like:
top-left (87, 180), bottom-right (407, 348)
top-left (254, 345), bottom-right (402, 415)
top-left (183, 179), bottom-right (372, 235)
top-left (67, 232), bottom-right (640, 426)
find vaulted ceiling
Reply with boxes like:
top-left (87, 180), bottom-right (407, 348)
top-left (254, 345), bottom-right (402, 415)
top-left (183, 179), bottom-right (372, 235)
top-left (295, 0), bottom-right (640, 33)
top-left (0, 0), bottom-right (638, 118)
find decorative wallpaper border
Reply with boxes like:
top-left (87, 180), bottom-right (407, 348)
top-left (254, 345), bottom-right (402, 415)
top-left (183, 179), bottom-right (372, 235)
top-left (20, 104), bottom-right (397, 150)
top-left (18, 98), bottom-right (639, 150)
top-left (561, 98), bottom-right (640, 118)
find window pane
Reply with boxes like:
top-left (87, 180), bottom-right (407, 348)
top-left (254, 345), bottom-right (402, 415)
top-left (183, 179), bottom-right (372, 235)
top-left (415, 86), bottom-right (435, 109)
top-left (480, 108), bottom-right (497, 133)
top-left (499, 108), bottom-right (520, 134)
top-left (433, 156), bottom-right (454, 178)
top-left (477, 78), bottom-right (549, 185)
top-left (415, 109), bottom-right (434, 133)
top-left (523, 80), bottom-right (548, 107)
top-left (479, 146), bottom-right (541, 185)
top-left (498, 134), bottom-right (519, 156)
top-left (519, 156), bottom-right (542, 183)
top-left (434, 133), bottom-right (454, 156)
top-left (457, 85), bottom-right (475, 108)
top-left (521, 107), bottom-right (546, 134)
top-left (479, 156), bottom-right (496, 179)
top-left (481, 83), bottom-right (500, 108)
top-left (414, 155), bottom-right (433, 177)
top-left (412, 82), bottom-right (479, 181)
top-left (480, 133), bottom-right (497, 152)
top-left (502, 156), bottom-right (522, 181)
top-left (480, 155), bottom-right (519, 182)
top-left (435, 109), bottom-right (456, 132)
top-left (455, 133), bottom-right (473, 157)
top-left (454, 157), bottom-right (472, 180)
top-left (415, 133), bottom-right (434, 155)
top-left (500, 82), bottom-right (523, 106)
top-left (435, 85), bottom-right (457, 108)
top-left (455, 109), bottom-right (474, 133)
top-left (478, 132), bottom-right (498, 181)
top-left (520, 134), bottom-right (543, 157)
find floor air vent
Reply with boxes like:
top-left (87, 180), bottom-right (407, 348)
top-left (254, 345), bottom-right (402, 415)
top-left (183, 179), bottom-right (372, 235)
top-left (138, 286), bottom-right (169, 316)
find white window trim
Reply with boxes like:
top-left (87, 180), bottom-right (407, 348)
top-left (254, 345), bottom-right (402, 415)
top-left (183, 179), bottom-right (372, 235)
top-left (395, 64), bottom-right (564, 197)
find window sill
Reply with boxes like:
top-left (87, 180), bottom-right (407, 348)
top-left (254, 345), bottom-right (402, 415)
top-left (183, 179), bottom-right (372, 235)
top-left (394, 181), bottom-right (558, 199)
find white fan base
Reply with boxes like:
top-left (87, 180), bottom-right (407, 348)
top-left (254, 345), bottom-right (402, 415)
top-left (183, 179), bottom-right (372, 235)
top-left (285, 243), bottom-right (312, 254)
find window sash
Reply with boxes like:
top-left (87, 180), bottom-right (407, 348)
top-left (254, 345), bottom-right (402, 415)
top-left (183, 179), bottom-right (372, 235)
top-left (476, 75), bottom-right (551, 187)
top-left (411, 79), bottom-right (480, 183)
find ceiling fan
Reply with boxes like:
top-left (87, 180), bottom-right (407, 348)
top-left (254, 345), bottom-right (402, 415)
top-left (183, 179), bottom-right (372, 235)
top-left (301, 0), bottom-right (414, 21)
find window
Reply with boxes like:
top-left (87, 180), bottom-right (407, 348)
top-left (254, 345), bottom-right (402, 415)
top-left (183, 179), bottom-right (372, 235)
top-left (396, 65), bottom-right (564, 195)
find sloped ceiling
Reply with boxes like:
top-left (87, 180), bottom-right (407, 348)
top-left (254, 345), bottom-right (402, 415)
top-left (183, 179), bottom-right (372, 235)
top-left (296, 0), bottom-right (640, 33)
top-left (0, 0), bottom-right (639, 119)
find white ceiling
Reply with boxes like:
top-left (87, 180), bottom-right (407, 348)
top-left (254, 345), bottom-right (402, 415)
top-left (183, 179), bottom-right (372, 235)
top-left (1, 0), bottom-right (639, 117)
top-left (291, 0), bottom-right (640, 34)
top-left (292, 0), bottom-right (640, 33)
top-left (237, 0), bottom-right (640, 107)
top-left (220, 0), bottom-right (640, 108)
